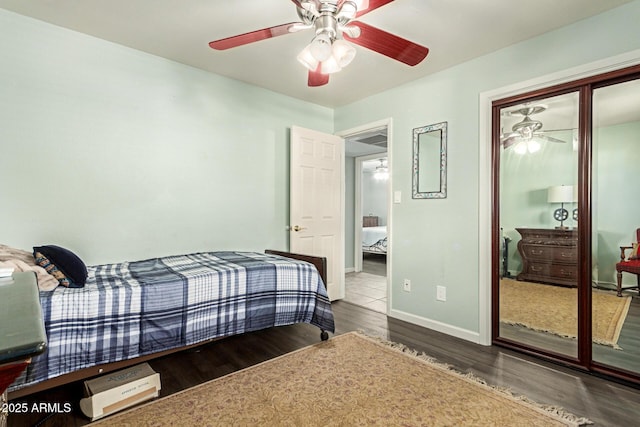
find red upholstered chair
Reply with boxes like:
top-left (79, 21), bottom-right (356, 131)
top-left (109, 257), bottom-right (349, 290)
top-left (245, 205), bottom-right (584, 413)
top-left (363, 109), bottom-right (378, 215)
top-left (616, 228), bottom-right (640, 297)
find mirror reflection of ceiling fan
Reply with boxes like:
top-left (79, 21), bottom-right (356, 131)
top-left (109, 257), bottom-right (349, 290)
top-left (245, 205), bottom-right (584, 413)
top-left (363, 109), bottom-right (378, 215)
top-left (208, 0), bottom-right (429, 87)
top-left (501, 105), bottom-right (568, 154)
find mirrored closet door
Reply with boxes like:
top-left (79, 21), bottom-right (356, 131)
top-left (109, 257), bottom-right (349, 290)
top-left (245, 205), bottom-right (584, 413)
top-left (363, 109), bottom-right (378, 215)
top-left (492, 63), bottom-right (640, 384)
top-left (497, 91), bottom-right (580, 359)
top-left (591, 77), bottom-right (640, 377)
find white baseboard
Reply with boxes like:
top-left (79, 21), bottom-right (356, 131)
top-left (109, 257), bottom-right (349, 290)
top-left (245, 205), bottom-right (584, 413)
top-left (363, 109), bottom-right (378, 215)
top-left (388, 309), bottom-right (483, 345)
top-left (345, 267), bottom-right (355, 273)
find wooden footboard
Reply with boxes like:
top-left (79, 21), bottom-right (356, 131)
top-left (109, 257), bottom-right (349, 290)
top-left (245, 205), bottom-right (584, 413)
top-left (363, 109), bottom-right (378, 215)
top-left (9, 250), bottom-right (328, 400)
top-left (265, 249), bottom-right (327, 288)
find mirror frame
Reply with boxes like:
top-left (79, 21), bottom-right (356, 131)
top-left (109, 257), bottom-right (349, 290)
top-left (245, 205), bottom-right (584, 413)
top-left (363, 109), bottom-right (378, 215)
top-left (412, 121), bottom-right (448, 199)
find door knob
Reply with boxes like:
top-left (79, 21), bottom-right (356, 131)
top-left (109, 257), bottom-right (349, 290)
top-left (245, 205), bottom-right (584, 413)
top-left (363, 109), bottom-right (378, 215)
top-left (292, 225), bottom-right (307, 232)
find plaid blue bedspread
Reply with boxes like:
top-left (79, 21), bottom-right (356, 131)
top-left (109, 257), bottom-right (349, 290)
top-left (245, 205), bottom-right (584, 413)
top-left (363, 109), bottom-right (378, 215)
top-left (10, 251), bottom-right (334, 392)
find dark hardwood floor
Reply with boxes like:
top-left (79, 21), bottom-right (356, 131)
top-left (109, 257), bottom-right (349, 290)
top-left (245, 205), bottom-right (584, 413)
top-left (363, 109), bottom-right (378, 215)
top-left (8, 301), bottom-right (640, 426)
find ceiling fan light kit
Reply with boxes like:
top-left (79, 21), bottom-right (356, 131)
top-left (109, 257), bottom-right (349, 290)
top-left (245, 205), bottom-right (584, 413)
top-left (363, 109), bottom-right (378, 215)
top-left (374, 158), bottom-right (389, 181)
top-left (297, 36), bottom-right (357, 74)
top-left (513, 139), bottom-right (541, 155)
top-left (208, 0), bottom-right (429, 87)
top-left (500, 104), bottom-right (568, 154)
top-left (297, 1), bottom-right (362, 75)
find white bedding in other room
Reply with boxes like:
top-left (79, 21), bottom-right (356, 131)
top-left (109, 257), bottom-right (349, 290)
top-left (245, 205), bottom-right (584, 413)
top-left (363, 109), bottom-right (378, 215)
top-left (362, 226), bottom-right (387, 246)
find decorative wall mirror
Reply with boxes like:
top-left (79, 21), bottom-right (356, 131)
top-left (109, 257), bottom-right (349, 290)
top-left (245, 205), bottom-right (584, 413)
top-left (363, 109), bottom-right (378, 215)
top-left (412, 121), bottom-right (447, 199)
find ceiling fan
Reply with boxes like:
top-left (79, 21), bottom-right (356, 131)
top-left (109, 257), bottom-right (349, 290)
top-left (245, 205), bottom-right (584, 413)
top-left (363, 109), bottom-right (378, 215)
top-left (208, 0), bottom-right (429, 87)
top-left (501, 105), bottom-right (567, 154)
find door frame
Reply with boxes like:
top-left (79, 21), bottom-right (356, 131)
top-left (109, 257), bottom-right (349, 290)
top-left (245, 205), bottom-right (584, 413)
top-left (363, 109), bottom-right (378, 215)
top-left (337, 118), bottom-right (392, 312)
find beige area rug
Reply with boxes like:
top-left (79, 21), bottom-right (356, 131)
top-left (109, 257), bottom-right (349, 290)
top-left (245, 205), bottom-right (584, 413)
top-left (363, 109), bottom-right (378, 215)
top-left (92, 331), bottom-right (590, 426)
top-left (501, 278), bottom-right (632, 348)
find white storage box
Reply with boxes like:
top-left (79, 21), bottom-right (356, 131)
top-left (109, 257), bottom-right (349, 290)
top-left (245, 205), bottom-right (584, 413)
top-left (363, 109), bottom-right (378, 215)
top-left (79, 363), bottom-right (161, 421)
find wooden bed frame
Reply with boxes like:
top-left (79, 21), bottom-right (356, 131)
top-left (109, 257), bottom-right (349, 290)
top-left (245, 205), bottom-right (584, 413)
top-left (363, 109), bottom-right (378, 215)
top-left (9, 250), bottom-right (328, 400)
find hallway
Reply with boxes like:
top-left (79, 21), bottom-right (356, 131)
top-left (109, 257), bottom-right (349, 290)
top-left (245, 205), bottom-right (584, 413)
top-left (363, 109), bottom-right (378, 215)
top-left (344, 253), bottom-right (387, 313)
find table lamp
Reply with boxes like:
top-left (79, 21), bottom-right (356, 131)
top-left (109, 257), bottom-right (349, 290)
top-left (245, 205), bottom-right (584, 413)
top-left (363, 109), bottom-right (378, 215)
top-left (547, 185), bottom-right (575, 229)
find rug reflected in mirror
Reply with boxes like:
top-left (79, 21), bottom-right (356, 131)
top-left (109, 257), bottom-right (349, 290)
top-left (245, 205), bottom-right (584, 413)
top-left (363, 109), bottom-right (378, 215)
top-left (500, 278), bottom-right (631, 348)
top-left (92, 331), bottom-right (589, 426)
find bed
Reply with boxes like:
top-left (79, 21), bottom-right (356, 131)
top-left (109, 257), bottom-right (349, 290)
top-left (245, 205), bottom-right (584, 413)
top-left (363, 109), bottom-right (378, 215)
top-left (362, 225), bottom-right (387, 254)
top-left (3, 248), bottom-right (334, 398)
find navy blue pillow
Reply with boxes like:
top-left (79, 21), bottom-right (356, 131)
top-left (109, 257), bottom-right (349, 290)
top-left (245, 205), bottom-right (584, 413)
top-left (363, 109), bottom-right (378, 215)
top-left (33, 245), bottom-right (87, 287)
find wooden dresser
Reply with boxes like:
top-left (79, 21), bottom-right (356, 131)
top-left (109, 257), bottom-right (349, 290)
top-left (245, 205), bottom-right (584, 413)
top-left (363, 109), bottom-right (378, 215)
top-left (516, 228), bottom-right (578, 287)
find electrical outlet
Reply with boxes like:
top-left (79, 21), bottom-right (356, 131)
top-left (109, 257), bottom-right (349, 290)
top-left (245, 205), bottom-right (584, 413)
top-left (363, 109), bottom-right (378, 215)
top-left (403, 279), bottom-right (411, 292)
top-left (436, 286), bottom-right (446, 301)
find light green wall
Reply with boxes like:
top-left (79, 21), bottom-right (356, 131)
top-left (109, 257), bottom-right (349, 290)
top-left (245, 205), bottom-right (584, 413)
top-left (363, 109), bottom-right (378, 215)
top-left (334, 0), bottom-right (640, 333)
top-left (594, 121), bottom-right (640, 287)
top-left (0, 9), bottom-right (333, 265)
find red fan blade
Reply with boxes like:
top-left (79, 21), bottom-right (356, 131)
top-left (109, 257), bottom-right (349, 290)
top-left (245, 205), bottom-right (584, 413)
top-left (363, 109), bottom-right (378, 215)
top-left (344, 21), bottom-right (428, 66)
top-left (209, 22), bottom-right (299, 50)
top-left (308, 67), bottom-right (330, 87)
top-left (355, 0), bottom-right (395, 18)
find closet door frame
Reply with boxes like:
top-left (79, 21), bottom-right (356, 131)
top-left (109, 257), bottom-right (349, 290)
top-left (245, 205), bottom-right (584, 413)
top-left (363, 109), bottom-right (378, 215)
top-left (491, 63), bottom-right (640, 385)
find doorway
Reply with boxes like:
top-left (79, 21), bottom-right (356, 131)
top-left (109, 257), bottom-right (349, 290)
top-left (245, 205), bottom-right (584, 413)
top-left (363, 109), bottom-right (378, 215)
top-left (491, 64), bottom-right (640, 384)
top-left (342, 124), bottom-right (390, 314)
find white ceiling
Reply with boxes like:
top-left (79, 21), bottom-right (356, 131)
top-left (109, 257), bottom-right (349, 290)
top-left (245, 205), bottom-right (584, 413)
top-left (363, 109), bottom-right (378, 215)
top-left (0, 0), bottom-right (632, 108)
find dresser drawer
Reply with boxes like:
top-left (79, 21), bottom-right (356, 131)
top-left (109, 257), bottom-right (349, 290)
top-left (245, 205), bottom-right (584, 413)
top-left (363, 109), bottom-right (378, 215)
top-left (527, 263), bottom-right (577, 279)
top-left (527, 262), bottom-right (551, 276)
top-left (516, 228), bottom-right (578, 287)
top-left (550, 264), bottom-right (578, 280)
top-left (523, 262), bottom-right (577, 283)
top-left (521, 244), bottom-right (577, 263)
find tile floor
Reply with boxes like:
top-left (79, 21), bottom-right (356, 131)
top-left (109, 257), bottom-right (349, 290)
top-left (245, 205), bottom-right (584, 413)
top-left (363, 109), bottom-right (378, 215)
top-left (344, 271), bottom-right (387, 313)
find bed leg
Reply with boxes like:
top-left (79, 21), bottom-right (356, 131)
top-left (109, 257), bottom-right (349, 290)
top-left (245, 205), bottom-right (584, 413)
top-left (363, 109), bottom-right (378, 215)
top-left (320, 330), bottom-right (329, 341)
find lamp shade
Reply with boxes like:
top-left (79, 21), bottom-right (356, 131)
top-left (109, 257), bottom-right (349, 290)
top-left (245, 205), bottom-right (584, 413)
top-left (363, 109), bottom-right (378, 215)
top-left (547, 185), bottom-right (575, 203)
top-left (320, 55), bottom-right (342, 74)
top-left (332, 39), bottom-right (356, 68)
top-left (309, 34), bottom-right (332, 62)
top-left (297, 45), bottom-right (318, 71)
